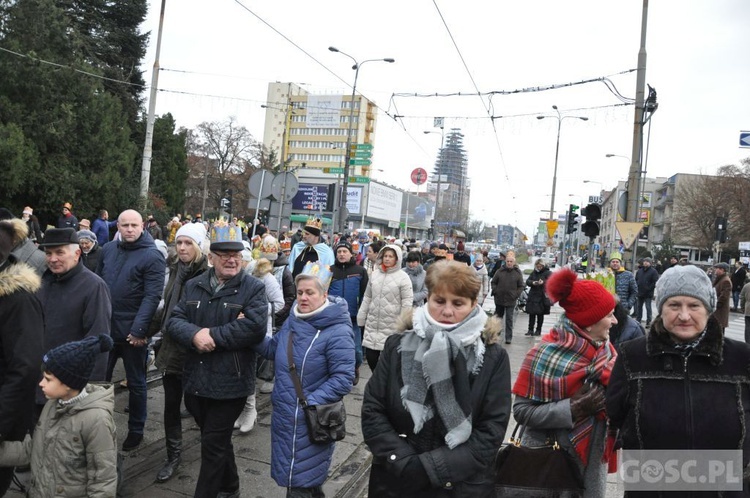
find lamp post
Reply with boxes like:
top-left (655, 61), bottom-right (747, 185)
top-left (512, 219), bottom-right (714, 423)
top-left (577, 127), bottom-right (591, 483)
top-left (606, 153), bottom-right (643, 270)
top-left (536, 106), bottom-right (589, 223)
top-left (423, 127), bottom-right (445, 233)
top-left (328, 46), bottom-right (394, 233)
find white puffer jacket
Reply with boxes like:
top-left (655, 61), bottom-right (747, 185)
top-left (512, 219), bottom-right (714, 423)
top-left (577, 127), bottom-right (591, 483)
top-left (357, 244), bottom-right (413, 351)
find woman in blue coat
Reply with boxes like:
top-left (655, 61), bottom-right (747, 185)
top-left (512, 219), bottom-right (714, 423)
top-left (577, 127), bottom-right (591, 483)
top-left (255, 270), bottom-right (355, 497)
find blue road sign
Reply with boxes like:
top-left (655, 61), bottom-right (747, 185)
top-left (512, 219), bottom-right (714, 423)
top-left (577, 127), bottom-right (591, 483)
top-left (741, 131), bottom-right (750, 148)
top-left (593, 243), bottom-right (600, 252)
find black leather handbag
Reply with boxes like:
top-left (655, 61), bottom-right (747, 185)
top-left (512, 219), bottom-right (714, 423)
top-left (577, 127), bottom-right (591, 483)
top-left (494, 424), bottom-right (584, 498)
top-left (287, 331), bottom-right (346, 445)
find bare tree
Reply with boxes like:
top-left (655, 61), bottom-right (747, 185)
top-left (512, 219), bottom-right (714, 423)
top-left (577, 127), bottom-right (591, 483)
top-left (184, 117), bottom-right (260, 219)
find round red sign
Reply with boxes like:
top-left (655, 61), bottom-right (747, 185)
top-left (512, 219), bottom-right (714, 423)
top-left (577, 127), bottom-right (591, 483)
top-left (411, 167), bottom-right (428, 185)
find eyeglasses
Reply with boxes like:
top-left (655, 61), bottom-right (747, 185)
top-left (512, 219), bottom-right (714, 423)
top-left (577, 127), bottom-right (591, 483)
top-left (211, 252), bottom-right (242, 262)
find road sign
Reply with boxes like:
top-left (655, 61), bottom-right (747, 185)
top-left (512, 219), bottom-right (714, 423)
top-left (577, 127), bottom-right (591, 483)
top-left (741, 131), bottom-right (750, 148)
top-left (616, 222), bottom-right (644, 249)
top-left (350, 150), bottom-right (372, 158)
top-left (348, 159), bottom-right (372, 166)
top-left (350, 143), bottom-right (373, 150)
top-left (323, 167), bottom-right (345, 174)
top-left (350, 176), bottom-right (370, 184)
top-left (411, 167), bottom-right (428, 185)
top-left (546, 220), bottom-right (559, 238)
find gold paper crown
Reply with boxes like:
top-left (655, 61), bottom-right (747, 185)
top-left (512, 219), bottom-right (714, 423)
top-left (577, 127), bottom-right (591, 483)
top-left (301, 261), bottom-right (333, 290)
top-left (305, 217), bottom-right (323, 230)
top-left (280, 240), bottom-right (292, 250)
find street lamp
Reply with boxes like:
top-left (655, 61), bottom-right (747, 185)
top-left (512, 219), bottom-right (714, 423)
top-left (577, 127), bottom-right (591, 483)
top-left (423, 128), bottom-right (445, 229)
top-left (536, 106), bottom-right (589, 223)
top-left (329, 46), bottom-right (394, 233)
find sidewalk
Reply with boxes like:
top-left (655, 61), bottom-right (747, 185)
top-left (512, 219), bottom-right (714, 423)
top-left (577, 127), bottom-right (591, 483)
top-left (8, 291), bottom-right (624, 497)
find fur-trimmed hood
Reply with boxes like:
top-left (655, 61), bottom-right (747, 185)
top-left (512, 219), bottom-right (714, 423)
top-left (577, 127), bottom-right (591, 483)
top-left (647, 314), bottom-right (724, 366)
top-left (0, 260), bottom-right (41, 298)
top-left (252, 257), bottom-right (274, 278)
top-left (6, 218), bottom-right (29, 248)
top-left (396, 307), bottom-right (502, 345)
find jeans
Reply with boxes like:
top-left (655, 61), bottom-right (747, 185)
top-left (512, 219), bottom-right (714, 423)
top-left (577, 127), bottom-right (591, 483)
top-left (106, 342), bottom-right (148, 434)
top-left (495, 305), bottom-right (515, 342)
top-left (351, 320), bottom-right (362, 368)
top-left (185, 393), bottom-right (246, 497)
top-left (733, 290), bottom-right (741, 310)
top-left (635, 297), bottom-right (653, 324)
top-left (162, 373), bottom-right (183, 434)
top-left (745, 317), bottom-right (750, 344)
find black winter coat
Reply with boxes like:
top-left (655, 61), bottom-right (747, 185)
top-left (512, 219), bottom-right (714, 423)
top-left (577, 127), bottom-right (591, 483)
top-left (635, 265), bottom-right (659, 298)
top-left (37, 262), bottom-right (111, 402)
top-left (362, 318), bottom-right (511, 497)
top-left (0, 260), bottom-right (45, 442)
top-left (168, 269), bottom-right (268, 399)
top-left (607, 316), bottom-right (750, 497)
top-left (80, 245), bottom-right (101, 273)
top-left (524, 267), bottom-right (551, 315)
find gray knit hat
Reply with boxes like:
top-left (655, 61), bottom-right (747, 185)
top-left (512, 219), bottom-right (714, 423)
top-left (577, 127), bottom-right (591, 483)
top-left (656, 265), bottom-right (716, 313)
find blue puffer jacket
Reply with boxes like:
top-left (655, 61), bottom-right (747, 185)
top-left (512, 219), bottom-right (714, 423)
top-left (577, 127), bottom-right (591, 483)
top-left (96, 231), bottom-right (165, 341)
top-left (614, 269), bottom-right (638, 311)
top-left (256, 297), bottom-right (354, 488)
top-left (329, 259), bottom-right (368, 318)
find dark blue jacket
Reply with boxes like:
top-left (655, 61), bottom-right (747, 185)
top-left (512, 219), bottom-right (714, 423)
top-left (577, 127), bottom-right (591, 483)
top-left (91, 218), bottom-right (116, 247)
top-left (329, 259), bottom-right (368, 317)
top-left (96, 231), bottom-right (165, 341)
top-left (256, 297), bottom-right (354, 487)
top-left (168, 269), bottom-right (268, 399)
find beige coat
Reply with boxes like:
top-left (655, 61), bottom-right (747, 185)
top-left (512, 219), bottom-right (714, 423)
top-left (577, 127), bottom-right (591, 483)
top-left (357, 245), bottom-right (413, 351)
top-left (0, 384), bottom-right (117, 497)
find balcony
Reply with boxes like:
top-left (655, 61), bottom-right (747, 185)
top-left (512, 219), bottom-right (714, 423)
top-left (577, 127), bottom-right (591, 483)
top-left (654, 194), bottom-right (673, 208)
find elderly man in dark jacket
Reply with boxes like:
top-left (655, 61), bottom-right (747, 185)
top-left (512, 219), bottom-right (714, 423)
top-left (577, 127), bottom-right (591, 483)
top-left (168, 227), bottom-right (267, 498)
top-left (35, 228), bottom-right (111, 416)
top-left (634, 257), bottom-right (659, 326)
top-left (490, 252), bottom-right (525, 344)
top-left (0, 221), bottom-right (44, 495)
top-left (97, 209), bottom-right (165, 451)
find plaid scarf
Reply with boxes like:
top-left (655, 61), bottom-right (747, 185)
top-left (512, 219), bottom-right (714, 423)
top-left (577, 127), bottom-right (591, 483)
top-left (399, 306), bottom-right (486, 449)
top-left (512, 315), bottom-right (617, 465)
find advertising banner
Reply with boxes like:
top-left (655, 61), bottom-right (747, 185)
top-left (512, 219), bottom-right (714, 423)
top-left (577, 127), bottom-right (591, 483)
top-left (306, 95), bottom-right (342, 128)
top-left (400, 192), bottom-right (433, 228)
top-left (367, 182), bottom-right (403, 222)
top-left (497, 225), bottom-right (515, 247)
top-left (291, 184), bottom-right (362, 214)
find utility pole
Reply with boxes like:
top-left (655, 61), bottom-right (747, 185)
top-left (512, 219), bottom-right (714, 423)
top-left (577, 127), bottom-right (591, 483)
top-left (624, 0), bottom-right (649, 270)
top-left (138, 0), bottom-right (166, 212)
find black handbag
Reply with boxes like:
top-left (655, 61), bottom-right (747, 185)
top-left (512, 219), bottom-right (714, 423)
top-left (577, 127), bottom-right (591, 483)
top-left (287, 330), bottom-right (346, 445)
top-left (494, 424), bottom-right (584, 498)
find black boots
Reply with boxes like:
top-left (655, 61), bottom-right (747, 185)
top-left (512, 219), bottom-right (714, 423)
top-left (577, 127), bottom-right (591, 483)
top-left (155, 426), bottom-right (182, 483)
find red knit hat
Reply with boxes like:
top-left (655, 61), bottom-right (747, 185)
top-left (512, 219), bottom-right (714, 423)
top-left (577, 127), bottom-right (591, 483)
top-left (546, 269), bottom-right (615, 328)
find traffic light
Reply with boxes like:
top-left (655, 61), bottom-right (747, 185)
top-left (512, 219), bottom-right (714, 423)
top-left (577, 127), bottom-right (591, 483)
top-left (220, 188), bottom-right (233, 214)
top-left (325, 183), bottom-right (336, 212)
top-left (566, 204), bottom-right (579, 234)
top-left (581, 203), bottom-right (601, 238)
top-left (715, 216), bottom-right (728, 243)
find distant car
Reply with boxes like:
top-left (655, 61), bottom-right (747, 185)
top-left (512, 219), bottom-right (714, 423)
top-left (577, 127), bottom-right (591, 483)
top-left (540, 252), bottom-right (556, 267)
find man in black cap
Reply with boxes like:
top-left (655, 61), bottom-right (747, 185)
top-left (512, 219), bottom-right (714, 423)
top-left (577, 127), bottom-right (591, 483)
top-left (35, 228), bottom-right (112, 419)
top-left (168, 222), bottom-right (267, 498)
top-left (0, 220), bottom-right (44, 494)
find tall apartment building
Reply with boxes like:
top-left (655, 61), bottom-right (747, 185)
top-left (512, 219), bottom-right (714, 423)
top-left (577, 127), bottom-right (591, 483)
top-left (262, 82), bottom-right (378, 176)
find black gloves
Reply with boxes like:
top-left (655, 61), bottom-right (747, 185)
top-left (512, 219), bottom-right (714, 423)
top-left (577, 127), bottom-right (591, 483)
top-left (570, 383), bottom-right (606, 422)
top-left (400, 456), bottom-right (430, 492)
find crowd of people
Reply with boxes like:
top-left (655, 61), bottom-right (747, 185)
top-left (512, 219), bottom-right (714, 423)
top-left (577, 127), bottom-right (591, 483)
top-left (2, 202), bottom-right (750, 496)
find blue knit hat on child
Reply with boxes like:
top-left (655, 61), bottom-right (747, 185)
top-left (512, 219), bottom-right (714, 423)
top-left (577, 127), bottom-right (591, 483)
top-left (43, 335), bottom-right (114, 391)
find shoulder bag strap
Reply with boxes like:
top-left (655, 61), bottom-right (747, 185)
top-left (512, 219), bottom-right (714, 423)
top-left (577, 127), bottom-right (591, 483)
top-left (287, 330), bottom-right (308, 407)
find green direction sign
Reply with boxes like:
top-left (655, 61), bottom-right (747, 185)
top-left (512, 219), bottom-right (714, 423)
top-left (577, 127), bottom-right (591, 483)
top-left (348, 158), bottom-right (372, 166)
top-left (350, 143), bottom-right (373, 151)
top-left (350, 176), bottom-right (370, 183)
top-left (323, 167), bottom-right (345, 174)
top-left (350, 149), bottom-right (372, 159)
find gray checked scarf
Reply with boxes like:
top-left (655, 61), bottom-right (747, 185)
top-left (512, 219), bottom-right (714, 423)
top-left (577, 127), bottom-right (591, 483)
top-left (399, 305), bottom-right (486, 449)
